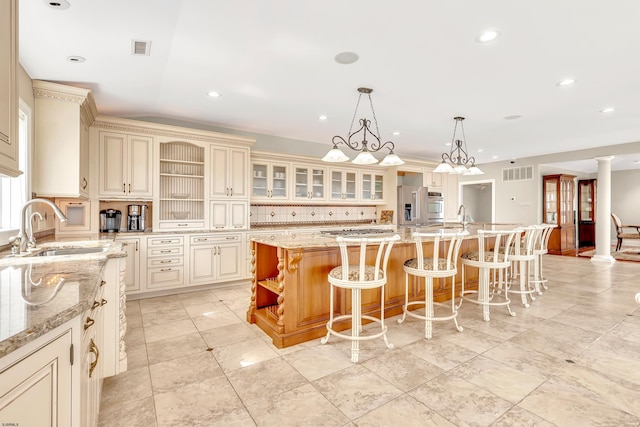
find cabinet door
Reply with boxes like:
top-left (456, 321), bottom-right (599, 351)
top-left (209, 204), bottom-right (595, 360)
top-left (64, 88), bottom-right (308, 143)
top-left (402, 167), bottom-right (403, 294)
top-left (329, 169), bottom-right (357, 201)
top-left (361, 171), bottom-right (385, 201)
top-left (128, 135), bottom-right (153, 197)
top-left (79, 114), bottom-right (90, 196)
top-left (424, 170), bottom-right (443, 189)
top-left (210, 201), bottom-right (228, 230)
top-left (0, 330), bottom-right (72, 427)
top-left (228, 148), bottom-right (248, 198)
top-left (229, 201), bottom-right (248, 229)
top-left (189, 245), bottom-right (216, 284)
top-left (210, 145), bottom-right (230, 198)
top-left (217, 243), bottom-right (242, 281)
top-left (270, 163), bottom-right (289, 199)
top-left (99, 132), bottom-right (127, 196)
top-left (117, 238), bottom-right (140, 292)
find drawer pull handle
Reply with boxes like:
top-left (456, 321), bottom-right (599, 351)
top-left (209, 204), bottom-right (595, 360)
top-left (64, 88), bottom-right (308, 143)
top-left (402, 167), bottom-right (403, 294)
top-left (226, 237), bottom-right (236, 240)
top-left (84, 316), bottom-right (95, 331)
top-left (160, 268), bottom-right (172, 272)
top-left (89, 339), bottom-right (99, 378)
top-left (177, 223), bottom-right (188, 227)
top-left (160, 260), bottom-right (172, 264)
top-left (160, 250), bottom-right (172, 253)
top-left (160, 240), bottom-right (173, 243)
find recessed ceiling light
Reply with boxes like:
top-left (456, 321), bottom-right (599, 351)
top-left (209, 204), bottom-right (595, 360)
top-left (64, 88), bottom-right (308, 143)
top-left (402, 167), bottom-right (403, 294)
top-left (477, 148), bottom-right (483, 153)
top-left (392, 131), bottom-right (400, 136)
top-left (445, 142), bottom-right (452, 147)
top-left (318, 115), bottom-right (327, 121)
top-left (557, 79), bottom-right (576, 87)
top-left (45, 0), bottom-right (70, 10)
top-left (504, 115), bottom-right (522, 120)
top-left (600, 107), bottom-right (615, 113)
top-left (334, 52), bottom-right (359, 65)
top-left (67, 56), bottom-right (85, 63)
top-left (476, 29), bottom-right (501, 43)
top-left (492, 155), bottom-right (499, 159)
top-left (208, 91), bottom-right (221, 98)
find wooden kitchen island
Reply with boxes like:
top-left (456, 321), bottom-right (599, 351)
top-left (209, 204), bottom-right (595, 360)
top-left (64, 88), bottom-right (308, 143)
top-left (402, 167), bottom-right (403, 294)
top-left (246, 224), bottom-right (518, 348)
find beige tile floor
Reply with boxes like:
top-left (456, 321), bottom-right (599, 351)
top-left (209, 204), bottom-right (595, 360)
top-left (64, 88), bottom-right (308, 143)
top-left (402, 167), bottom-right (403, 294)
top-left (98, 255), bottom-right (640, 427)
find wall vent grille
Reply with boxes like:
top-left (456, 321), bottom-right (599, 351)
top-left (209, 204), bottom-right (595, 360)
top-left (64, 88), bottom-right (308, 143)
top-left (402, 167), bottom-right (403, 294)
top-left (502, 165), bottom-right (533, 182)
top-left (131, 40), bottom-right (151, 56)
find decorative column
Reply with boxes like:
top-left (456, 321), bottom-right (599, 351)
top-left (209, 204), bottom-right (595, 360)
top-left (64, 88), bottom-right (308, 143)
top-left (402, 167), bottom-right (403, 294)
top-left (591, 156), bottom-right (615, 263)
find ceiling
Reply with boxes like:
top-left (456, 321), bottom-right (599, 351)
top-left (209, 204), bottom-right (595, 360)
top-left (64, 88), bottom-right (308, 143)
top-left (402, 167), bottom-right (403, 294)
top-left (18, 0), bottom-right (640, 171)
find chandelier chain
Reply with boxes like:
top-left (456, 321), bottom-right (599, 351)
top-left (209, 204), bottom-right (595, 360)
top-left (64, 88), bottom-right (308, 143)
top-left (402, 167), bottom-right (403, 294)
top-left (347, 93), bottom-right (362, 136)
top-left (367, 93), bottom-right (382, 139)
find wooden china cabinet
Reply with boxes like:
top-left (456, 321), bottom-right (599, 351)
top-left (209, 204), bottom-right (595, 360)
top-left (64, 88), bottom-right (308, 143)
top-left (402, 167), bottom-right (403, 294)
top-left (543, 174), bottom-right (576, 254)
top-left (577, 179), bottom-right (596, 247)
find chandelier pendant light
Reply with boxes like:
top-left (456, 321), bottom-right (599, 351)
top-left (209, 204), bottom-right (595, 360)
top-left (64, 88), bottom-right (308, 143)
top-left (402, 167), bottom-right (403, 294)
top-left (322, 87), bottom-right (404, 166)
top-left (434, 116), bottom-right (483, 175)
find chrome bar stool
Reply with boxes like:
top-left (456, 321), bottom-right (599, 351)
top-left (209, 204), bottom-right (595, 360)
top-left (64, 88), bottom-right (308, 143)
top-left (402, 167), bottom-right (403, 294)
top-left (530, 223), bottom-right (556, 294)
top-left (505, 226), bottom-right (541, 307)
top-left (458, 229), bottom-right (518, 321)
top-left (321, 234), bottom-right (400, 363)
top-left (398, 230), bottom-right (468, 339)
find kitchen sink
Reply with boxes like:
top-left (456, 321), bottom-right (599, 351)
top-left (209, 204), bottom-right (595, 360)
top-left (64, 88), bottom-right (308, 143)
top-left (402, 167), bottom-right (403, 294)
top-left (32, 247), bottom-right (109, 257)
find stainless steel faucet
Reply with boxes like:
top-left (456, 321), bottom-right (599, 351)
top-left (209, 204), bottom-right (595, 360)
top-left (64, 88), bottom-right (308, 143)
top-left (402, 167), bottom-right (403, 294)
top-left (28, 212), bottom-right (44, 248)
top-left (10, 199), bottom-right (67, 253)
top-left (457, 204), bottom-right (467, 227)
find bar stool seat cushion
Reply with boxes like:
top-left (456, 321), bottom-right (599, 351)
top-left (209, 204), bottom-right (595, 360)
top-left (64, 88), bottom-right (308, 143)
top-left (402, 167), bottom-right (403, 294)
top-left (329, 265), bottom-right (383, 282)
top-left (460, 251), bottom-right (508, 263)
top-left (404, 258), bottom-right (449, 271)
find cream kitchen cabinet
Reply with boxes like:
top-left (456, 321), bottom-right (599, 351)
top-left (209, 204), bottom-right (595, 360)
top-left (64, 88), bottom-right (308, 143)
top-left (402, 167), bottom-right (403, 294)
top-left (443, 173), bottom-right (459, 220)
top-left (115, 237), bottom-right (141, 293)
top-left (98, 131), bottom-right (153, 199)
top-left (210, 144), bottom-right (249, 199)
top-left (251, 160), bottom-right (290, 201)
top-left (424, 168), bottom-right (444, 190)
top-left (80, 281), bottom-right (104, 427)
top-left (157, 141), bottom-right (206, 231)
top-left (211, 200), bottom-right (248, 230)
top-left (146, 236), bottom-right (185, 290)
top-left (188, 234), bottom-right (243, 284)
top-left (0, 0), bottom-right (19, 177)
top-left (33, 81), bottom-right (97, 198)
top-left (360, 171), bottom-right (385, 202)
top-left (329, 168), bottom-right (357, 202)
top-left (0, 329), bottom-right (73, 426)
top-left (293, 164), bottom-right (326, 201)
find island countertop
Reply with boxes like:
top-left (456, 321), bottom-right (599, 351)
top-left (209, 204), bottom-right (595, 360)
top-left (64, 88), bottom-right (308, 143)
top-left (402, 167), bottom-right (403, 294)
top-left (0, 240), bottom-right (126, 358)
top-left (250, 223), bottom-right (521, 249)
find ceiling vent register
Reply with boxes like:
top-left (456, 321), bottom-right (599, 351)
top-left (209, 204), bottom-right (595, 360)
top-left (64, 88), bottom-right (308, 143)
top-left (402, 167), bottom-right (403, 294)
top-left (502, 165), bottom-right (533, 182)
top-left (131, 40), bottom-right (151, 56)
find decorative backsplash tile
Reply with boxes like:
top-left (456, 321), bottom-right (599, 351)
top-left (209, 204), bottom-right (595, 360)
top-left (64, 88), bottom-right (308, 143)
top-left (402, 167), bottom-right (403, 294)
top-left (250, 205), bottom-right (378, 226)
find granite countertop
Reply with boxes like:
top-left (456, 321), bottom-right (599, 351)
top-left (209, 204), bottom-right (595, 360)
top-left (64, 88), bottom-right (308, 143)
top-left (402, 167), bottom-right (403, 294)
top-left (251, 223), bottom-right (522, 249)
top-left (0, 240), bottom-right (126, 358)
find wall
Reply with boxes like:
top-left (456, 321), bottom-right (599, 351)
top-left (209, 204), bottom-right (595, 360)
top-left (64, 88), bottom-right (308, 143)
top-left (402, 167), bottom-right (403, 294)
top-left (611, 169), bottom-right (640, 225)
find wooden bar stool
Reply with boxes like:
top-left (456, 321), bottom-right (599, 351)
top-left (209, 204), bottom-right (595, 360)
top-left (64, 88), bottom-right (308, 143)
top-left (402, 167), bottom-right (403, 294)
top-left (321, 234), bottom-right (400, 363)
top-left (398, 230), bottom-right (468, 339)
top-left (458, 229), bottom-right (518, 321)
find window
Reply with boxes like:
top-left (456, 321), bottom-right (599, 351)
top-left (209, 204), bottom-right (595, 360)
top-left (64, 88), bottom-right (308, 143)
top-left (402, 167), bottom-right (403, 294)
top-left (0, 102), bottom-right (30, 244)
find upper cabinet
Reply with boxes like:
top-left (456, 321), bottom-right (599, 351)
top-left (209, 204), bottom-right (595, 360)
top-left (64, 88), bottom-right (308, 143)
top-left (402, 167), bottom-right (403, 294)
top-left (360, 171), bottom-right (385, 202)
top-left (543, 174), bottom-right (576, 254)
top-left (0, 0), bottom-right (19, 177)
top-left (251, 160), bottom-right (289, 201)
top-left (424, 168), bottom-right (444, 189)
top-left (32, 81), bottom-right (97, 198)
top-left (293, 164), bottom-right (326, 201)
top-left (98, 131), bottom-right (153, 199)
top-left (209, 144), bottom-right (249, 199)
top-left (329, 168), bottom-right (357, 202)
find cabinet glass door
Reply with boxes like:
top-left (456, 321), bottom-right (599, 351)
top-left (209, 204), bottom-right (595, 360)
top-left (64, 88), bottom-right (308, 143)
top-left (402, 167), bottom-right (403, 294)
top-left (545, 179), bottom-right (557, 224)
top-left (294, 167), bottom-right (308, 198)
top-left (311, 168), bottom-right (324, 199)
top-left (271, 165), bottom-right (288, 198)
top-left (374, 174), bottom-right (384, 200)
top-left (579, 181), bottom-right (594, 221)
top-left (252, 163), bottom-right (268, 198)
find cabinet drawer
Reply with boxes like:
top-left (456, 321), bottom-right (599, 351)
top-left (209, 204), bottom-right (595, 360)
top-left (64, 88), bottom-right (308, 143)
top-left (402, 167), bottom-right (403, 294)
top-left (148, 257), bottom-right (183, 267)
top-left (148, 246), bottom-right (184, 257)
top-left (190, 234), bottom-right (241, 245)
top-left (147, 266), bottom-right (184, 289)
top-left (157, 221), bottom-right (205, 231)
top-left (147, 236), bottom-right (184, 247)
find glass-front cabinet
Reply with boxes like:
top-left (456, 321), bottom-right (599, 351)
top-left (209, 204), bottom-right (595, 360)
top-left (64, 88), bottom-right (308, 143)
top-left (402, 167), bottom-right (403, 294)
top-left (158, 141), bottom-right (205, 230)
top-left (542, 174), bottom-right (576, 254)
top-left (293, 165), bottom-right (325, 201)
top-left (578, 179), bottom-right (596, 247)
top-left (361, 171), bottom-right (384, 201)
top-left (251, 161), bottom-right (289, 201)
top-left (329, 168), bottom-right (356, 202)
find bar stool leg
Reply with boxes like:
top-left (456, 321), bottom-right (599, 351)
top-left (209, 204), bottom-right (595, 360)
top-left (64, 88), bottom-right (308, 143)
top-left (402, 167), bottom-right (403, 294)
top-left (450, 275), bottom-right (463, 333)
top-left (321, 283), bottom-right (334, 344)
top-left (425, 276), bottom-right (434, 339)
top-left (398, 272), bottom-right (409, 325)
top-left (351, 288), bottom-right (360, 363)
top-left (381, 284), bottom-right (393, 350)
top-left (480, 267), bottom-right (490, 321)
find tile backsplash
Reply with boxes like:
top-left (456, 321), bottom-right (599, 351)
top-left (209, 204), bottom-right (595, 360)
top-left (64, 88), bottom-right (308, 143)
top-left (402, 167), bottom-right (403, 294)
top-left (250, 205), bottom-right (378, 226)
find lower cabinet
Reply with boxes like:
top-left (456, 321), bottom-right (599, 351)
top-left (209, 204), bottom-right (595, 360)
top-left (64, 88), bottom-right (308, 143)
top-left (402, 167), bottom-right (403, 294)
top-left (80, 282), bottom-right (104, 427)
top-left (189, 234), bottom-right (243, 284)
top-left (0, 329), bottom-right (73, 426)
top-left (146, 236), bottom-right (185, 290)
top-left (116, 237), bottom-right (141, 292)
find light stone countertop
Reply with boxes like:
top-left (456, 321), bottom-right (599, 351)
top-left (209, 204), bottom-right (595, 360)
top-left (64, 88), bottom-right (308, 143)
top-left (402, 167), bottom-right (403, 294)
top-left (0, 239), bottom-right (126, 358)
top-left (250, 223), bottom-right (521, 249)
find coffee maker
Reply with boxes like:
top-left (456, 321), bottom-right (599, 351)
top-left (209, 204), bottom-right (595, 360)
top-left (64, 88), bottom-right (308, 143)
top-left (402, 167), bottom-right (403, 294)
top-left (100, 209), bottom-right (122, 233)
top-left (127, 204), bottom-right (148, 231)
